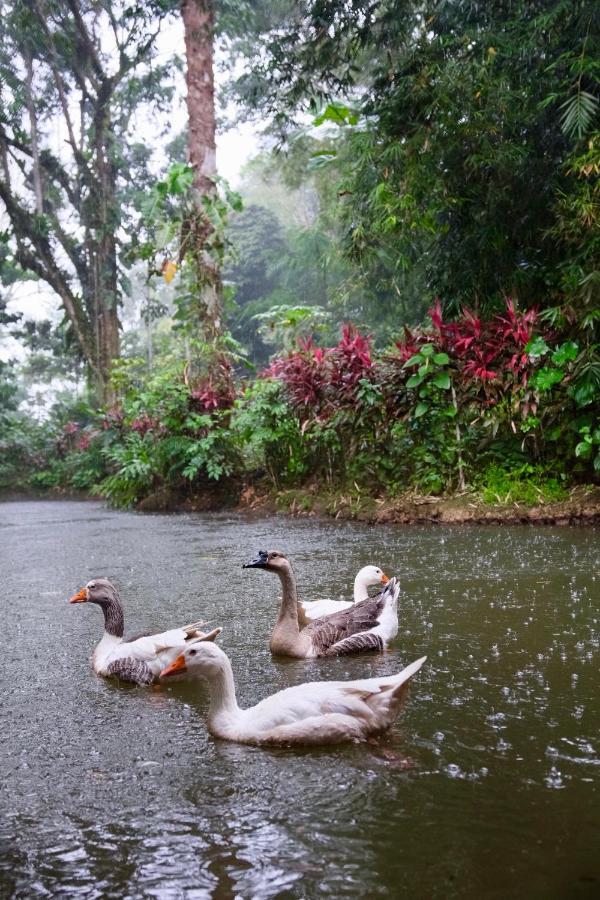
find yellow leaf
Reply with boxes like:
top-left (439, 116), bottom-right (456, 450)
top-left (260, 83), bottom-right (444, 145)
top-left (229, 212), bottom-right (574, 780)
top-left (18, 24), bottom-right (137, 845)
top-left (162, 260), bottom-right (177, 284)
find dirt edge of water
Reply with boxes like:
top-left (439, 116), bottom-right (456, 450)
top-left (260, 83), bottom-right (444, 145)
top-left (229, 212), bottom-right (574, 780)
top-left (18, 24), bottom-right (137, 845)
top-left (3, 484), bottom-right (598, 525)
top-left (137, 483), bottom-right (599, 526)
top-left (237, 484), bottom-right (600, 526)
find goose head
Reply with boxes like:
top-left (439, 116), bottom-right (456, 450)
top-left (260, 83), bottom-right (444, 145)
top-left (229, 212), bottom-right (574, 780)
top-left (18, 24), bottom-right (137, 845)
top-left (69, 577), bottom-right (120, 608)
top-left (242, 549), bottom-right (291, 574)
top-left (69, 577), bottom-right (124, 637)
top-left (160, 632), bottom-right (225, 679)
top-left (356, 565), bottom-right (389, 590)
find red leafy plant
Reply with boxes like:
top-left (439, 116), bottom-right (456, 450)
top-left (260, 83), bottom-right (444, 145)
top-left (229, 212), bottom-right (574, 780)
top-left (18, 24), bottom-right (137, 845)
top-left (102, 406), bottom-right (125, 431)
top-left (265, 325), bottom-right (373, 420)
top-left (130, 416), bottom-right (159, 436)
top-left (394, 298), bottom-right (540, 401)
top-left (189, 354), bottom-right (237, 413)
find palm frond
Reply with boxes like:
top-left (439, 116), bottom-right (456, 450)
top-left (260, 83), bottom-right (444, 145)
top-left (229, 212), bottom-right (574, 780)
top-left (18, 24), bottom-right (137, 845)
top-left (559, 90), bottom-right (599, 139)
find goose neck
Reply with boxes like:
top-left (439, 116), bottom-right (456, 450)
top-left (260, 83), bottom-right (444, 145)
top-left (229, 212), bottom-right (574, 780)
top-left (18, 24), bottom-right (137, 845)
top-left (353, 574), bottom-right (368, 602)
top-left (207, 655), bottom-right (240, 721)
top-left (99, 597), bottom-right (124, 638)
top-left (275, 563), bottom-right (300, 631)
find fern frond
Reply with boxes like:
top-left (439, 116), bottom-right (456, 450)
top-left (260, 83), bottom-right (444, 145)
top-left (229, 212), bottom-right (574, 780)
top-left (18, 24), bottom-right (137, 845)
top-left (560, 90), bottom-right (599, 139)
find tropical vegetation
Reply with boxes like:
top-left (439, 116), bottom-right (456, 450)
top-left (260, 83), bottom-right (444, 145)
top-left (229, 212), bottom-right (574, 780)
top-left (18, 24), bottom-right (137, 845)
top-left (1, 0), bottom-right (598, 512)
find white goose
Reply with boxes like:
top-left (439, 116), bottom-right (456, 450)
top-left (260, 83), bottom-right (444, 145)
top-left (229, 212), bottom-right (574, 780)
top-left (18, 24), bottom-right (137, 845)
top-left (298, 564), bottom-right (389, 625)
top-left (69, 577), bottom-right (221, 685)
top-left (243, 550), bottom-right (399, 658)
top-left (161, 638), bottom-right (426, 746)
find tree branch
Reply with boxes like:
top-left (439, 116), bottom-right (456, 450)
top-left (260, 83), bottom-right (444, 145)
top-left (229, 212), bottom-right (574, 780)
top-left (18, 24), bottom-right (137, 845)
top-left (0, 177), bottom-right (96, 373)
top-left (65, 0), bottom-right (106, 83)
top-left (33, 0), bottom-right (95, 183)
top-left (0, 122), bottom-right (79, 209)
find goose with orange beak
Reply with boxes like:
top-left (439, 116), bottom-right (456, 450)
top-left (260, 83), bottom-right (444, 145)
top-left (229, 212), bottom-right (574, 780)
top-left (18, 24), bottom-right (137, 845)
top-left (298, 564), bottom-right (390, 625)
top-left (161, 637), bottom-right (426, 746)
top-left (69, 577), bottom-right (221, 685)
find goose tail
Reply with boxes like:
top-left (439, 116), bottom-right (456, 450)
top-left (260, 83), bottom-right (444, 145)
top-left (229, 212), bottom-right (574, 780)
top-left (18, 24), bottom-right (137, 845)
top-left (390, 655), bottom-right (427, 696)
top-left (381, 576), bottom-right (400, 605)
top-left (183, 620), bottom-right (210, 638)
top-left (365, 655), bottom-right (427, 729)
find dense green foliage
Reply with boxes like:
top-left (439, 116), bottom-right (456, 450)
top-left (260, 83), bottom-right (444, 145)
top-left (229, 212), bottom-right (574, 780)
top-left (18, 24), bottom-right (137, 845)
top-left (231, 1), bottom-right (600, 336)
top-left (1, 0), bottom-right (598, 508)
top-left (4, 304), bottom-right (597, 505)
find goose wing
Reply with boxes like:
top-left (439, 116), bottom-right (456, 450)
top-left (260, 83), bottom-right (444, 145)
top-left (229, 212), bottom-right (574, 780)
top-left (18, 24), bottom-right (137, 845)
top-left (113, 621), bottom-right (211, 674)
top-left (304, 582), bottom-right (396, 656)
top-left (105, 657), bottom-right (155, 685)
top-left (238, 655), bottom-right (426, 744)
top-left (300, 598), bottom-right (353, 622)
top-left (323, 630), bottom-right (384, 656)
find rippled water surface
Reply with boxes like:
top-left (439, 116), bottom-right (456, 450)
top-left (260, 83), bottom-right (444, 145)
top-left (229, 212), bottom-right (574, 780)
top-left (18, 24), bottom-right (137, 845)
top-left (0, 500), bottom-right (598, 898)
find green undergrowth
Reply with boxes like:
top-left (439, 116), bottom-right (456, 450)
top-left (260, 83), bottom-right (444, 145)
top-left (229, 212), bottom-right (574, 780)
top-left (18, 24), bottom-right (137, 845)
top-left (475, 465), bottom-right (569, 506)
top-left (2, 311), bottom-right (598, 510)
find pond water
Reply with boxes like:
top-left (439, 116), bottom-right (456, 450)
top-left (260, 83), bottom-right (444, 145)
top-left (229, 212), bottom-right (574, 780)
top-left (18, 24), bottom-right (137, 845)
top-left (0, 500), bottom-right (598, 899)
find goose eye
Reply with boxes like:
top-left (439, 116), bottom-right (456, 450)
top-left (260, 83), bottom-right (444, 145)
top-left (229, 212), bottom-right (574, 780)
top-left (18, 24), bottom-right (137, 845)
top-left (88, 582), bottom-right (96, 589)
top-left (189, 649), bottom-right (197, 657)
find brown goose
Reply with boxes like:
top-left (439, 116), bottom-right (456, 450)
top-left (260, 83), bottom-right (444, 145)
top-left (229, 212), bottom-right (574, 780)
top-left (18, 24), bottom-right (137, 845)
top-left (69, 577), bottom-right (221, 685)
top-left (243, 550), bottom-right (399, 658)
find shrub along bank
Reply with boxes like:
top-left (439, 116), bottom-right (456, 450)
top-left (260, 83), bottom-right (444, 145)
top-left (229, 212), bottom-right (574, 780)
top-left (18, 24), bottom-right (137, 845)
top-left (3, 300), bottom-right (599, 522)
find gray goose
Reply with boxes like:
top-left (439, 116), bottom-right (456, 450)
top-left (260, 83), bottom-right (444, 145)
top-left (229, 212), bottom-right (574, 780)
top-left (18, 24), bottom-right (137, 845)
top-left (69, 577), bottom-right (221, 685)
top-left (243, 550), bottom-right (399, 658)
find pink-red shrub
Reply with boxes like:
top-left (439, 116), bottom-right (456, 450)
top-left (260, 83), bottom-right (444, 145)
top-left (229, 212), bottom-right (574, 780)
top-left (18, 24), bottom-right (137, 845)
top-left (190, 355), bottom-right (236, 413)
top-left (268, 301), bottom-right (543, 423)
top-left (427, 297), bottom-right (539, 390)
top-left (264, 326), bottom-right (373, 420)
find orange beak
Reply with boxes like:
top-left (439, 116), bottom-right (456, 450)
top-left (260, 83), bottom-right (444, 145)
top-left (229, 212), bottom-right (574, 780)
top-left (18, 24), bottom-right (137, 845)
top-left (381, 573), bottom-right (390, 585)
top-left (69, 588), bottom-right (88, 603)
top-left (160, 654), bottom-right (187, 678)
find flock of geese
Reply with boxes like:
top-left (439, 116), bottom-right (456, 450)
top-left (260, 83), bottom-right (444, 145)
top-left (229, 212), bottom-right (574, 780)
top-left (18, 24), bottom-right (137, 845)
top-left (69, 549), bottom-right (426, 746)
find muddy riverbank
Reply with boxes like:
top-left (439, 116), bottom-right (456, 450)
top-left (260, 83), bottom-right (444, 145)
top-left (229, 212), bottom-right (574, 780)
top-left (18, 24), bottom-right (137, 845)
top-left (4, 483), bottom-right (599, 525)
top-left (135, 482), bottom-right (600, 526)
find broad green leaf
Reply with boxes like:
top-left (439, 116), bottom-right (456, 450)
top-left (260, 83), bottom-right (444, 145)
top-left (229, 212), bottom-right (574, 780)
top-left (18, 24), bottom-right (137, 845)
top-left (313, 102), bottom-right (359, 127)
top-left (406, 374), bottom-right (424, 389)
top-left (551, 341), bottom-right (578, 366)
top-left (420, 344), bottom-right (435, 357)
top-left (526, 336), bottom-right (550, 359)
top-left (156, 222), bottom-right (176, 251)
top-left (166, 163), bottom-right (194, 195)
top-left (432, 372), bottom-right (451, 389)
top-left (413, 402), bottom-right (429, 417)
top-left (433, 352), bottom-right (450, 365)
top-left (571, 376), bottom-right (597, 407)
top-left (402, 354), bottom-right (423, 368)
top-left (531, 367), bottom-right (563, 391)
top-left (575, 441), bottom-right (591, 458)
top-left (308, 153), bottom-right (338, 170)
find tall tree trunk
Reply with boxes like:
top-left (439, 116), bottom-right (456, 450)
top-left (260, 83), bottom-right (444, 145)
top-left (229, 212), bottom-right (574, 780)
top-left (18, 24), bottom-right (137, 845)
top-left (88, 84), bottom-right (120, 404)
top-left (181, 0), bottom-right (223, 343)
top-left (23, 52), bottom-right (44, 215)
